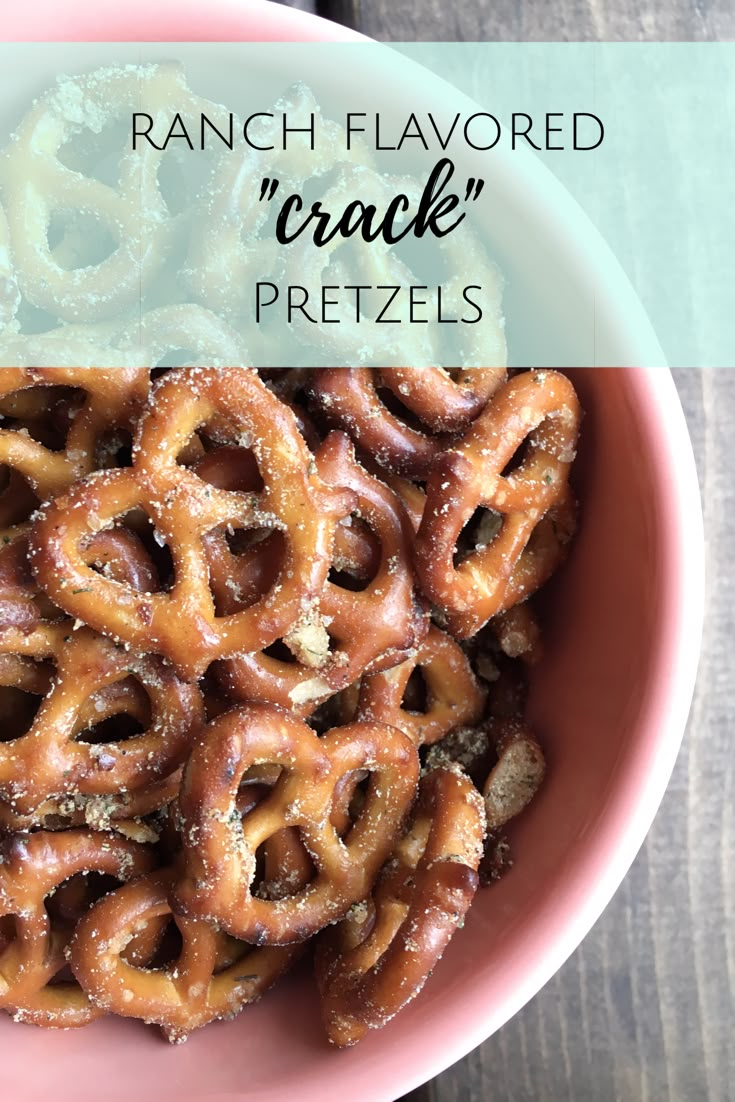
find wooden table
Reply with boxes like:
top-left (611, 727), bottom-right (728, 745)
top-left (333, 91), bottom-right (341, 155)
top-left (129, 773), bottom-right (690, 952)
top-left (277, 3), bottom-right (734, 1099)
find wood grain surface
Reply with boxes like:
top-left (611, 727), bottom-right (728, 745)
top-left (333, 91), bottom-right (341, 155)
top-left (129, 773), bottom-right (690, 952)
top-left (277, 2), bottom-right (734, 1099)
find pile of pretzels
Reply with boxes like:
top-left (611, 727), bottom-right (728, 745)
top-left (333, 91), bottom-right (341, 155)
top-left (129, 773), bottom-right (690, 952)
top-left (0, 365), bottom-right (580, 1045)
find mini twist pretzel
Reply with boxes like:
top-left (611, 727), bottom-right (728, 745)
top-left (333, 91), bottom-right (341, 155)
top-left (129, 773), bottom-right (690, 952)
top-left (307, 368), bottom-right (447, 479)
top-left (378, 368), bottom-right (506, 432)
top-left (356, 625), bottom-right (486, 747)
top-left (174, 703), bottom-right (419, 945)
top-left (218, 431), bottom-right (426, 717)
top-left (184, 85), bottom-right (355, 321)
top-left (0, 525), bottom-right (156, 636)
top-left (70, 781), bottom-right (311, 1041)
top-left (0, 63), bottom-right (214, 322)
top-left (414, 369), bottom-right (581, 637)
top-left (70, 868), bottom-right (304, 1043)
top-left (0, 623), bottom-right (203, 815)
top-left (0, 366), bottom-right (149, 510)
top-left (198, 442), bottom-right (382, 626)
top-left (30, 368), bottom-right (353, 679)
top-left (0, 828), bottom-right (155, 1027)
top-left (315, 767), bottom-right (486, 1046)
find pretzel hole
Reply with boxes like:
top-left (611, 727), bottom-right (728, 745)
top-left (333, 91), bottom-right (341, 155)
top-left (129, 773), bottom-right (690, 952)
top-left (261, 639), bottom-right (297, 665)
top-left (334, 772), bottom-right (370, 840)
top-left (500, 437), bottom-right (531, 479)
top-left (453, 508), bottom-right (504, 566)
top-left (47, 211), bottom-right (118, 271)
top-left (401, 667), bottom-right (429, 714)
top-left (91, 512), bottom-right (173, 593)
top-left (225, 527), bottom-right (278, 556)
top-left (0, 386), bottom-right (83, 451)
top-left (0, 685), bottom-right (44, 742)
top-left (0, 466), bottom-right (39, 527)
top-left (94, 429), bottom-right (134, 470)
top-left (0, 914), bottom-right (15, 952)
top-left (208, 528), bottom-right (286, 615)
top-left (58, 119), bottom-right (128, 187)
top-left (143, 918), bottom-right (185, 972)
top-left (74, 710), bottom-right (147, 746)
top-left (182, 441), bottom-right (263, 492)
top-left (375, 387), bottom-right (428, 432)
top-left (255, 838), bottom-right (315, 902)
top-left (328, 516), bottom-right (381, 593)
top-left (46, 871), bottom-right (122, 927)
top-left (74, 677), bottom-right (151, 745)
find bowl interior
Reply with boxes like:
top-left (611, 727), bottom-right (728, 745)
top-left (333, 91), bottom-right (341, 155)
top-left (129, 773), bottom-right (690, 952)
top-left (0, 373), bottom-right (691, 1102)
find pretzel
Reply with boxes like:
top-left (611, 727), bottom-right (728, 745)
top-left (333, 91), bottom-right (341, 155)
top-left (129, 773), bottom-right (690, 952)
top-left (315, 767), bottom-right (485, 1046)
top-left (70, 865), bottom-right (304, 1043)
top-left (218, 432), bottom-right (426, 716)
top-left (378, 368), bottom-right (506, 432)
top-left (285, 167), bottom-right (440, 367)
top-left (104, 305), bottom-right (251, 370)
top-left (413, 370), bottom-right (581, 637)
top-left (174, 702), bottom-right (419, 944)
top-left (197, 442), bottom-right (380, 623)
top-left (0, 64), bottom-right (216, 323)
top-left (355, 625), bottom-right (486, 747)
top-left (0, 204), bottom-right (19, 331)
top-left (30, 368), bottom-right (353, 678)
top-left (308, 368), bottom-right (447, 479)
top-left (184, 85), bottom-right (358, 323)
top-left (0, 367), bottom-right (149, 516)
top-left (0, 828), bottom-right (154, 1027)
top-left (0, 623), bottom-right (203, 815)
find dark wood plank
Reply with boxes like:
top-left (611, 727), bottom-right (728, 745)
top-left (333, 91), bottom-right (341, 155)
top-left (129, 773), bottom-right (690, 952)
top-left (318, 0), bottom-right (735, 41)
top-left (282, 4), bottom-right (734, 1100)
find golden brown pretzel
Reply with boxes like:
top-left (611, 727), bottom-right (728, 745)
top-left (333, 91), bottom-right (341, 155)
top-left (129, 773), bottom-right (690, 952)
top-left (70, 868), bottom-right (304, 1043)
top-left (174, 703), bottom-right (419, 944)
top-left (218, 431), bottom-right (426, 716)
top-left (315, 767), bottom-right (485, 1046)
top-left (307, 368), bottom-right (447, 479)
top-left (0, 623), bottom-right (203, 815)
top-left (0, 367), bottom-right (149, 513)
top-left (355, 625), bottom-right (486, 746)
top-left (197, 441), bottom-right (381, 625)
top-left (30, 368), bottom-right (353, 678)
top-left (0, 828), bottom-right (154, 1027)
top-left (413, 369), bottom-right (581, 637)
top-left (379, 368), bottom-right (506, 432)
top-left (70, 778), bottom-right (314, 1040)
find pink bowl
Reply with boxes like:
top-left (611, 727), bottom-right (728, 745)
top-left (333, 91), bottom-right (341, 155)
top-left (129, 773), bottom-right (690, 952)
top-left (0, 3), bottom-right (704, 1100)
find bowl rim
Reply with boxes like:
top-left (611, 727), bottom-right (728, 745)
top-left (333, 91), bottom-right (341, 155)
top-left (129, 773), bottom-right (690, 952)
top-left (0, 2), bottom-right (705, 1099)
